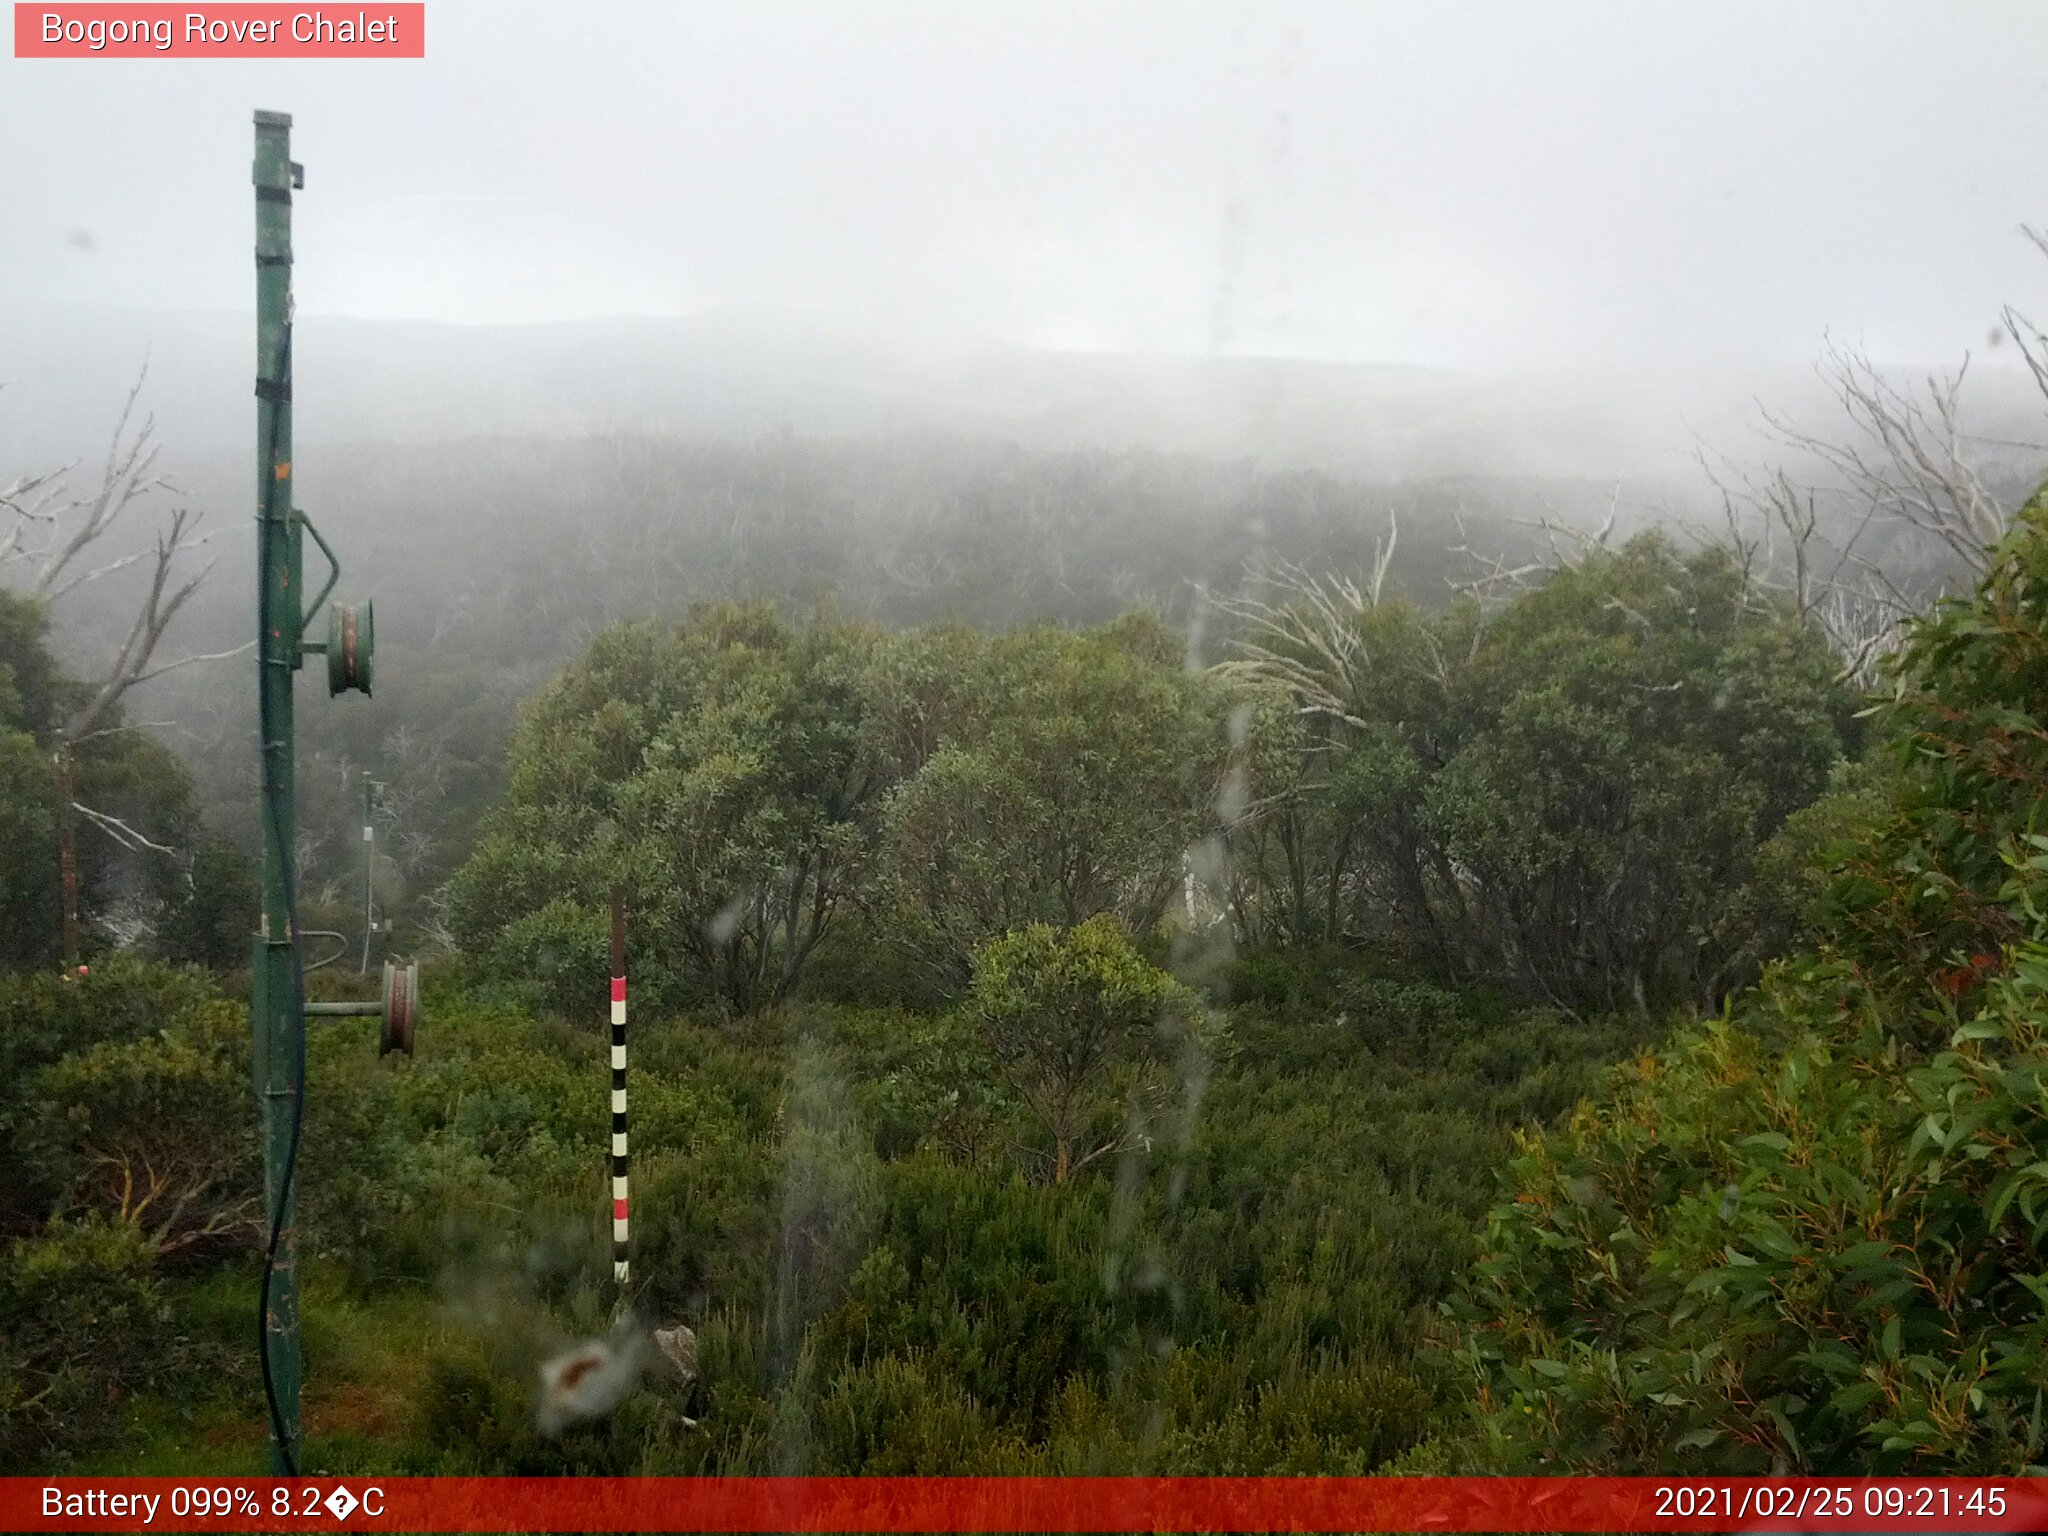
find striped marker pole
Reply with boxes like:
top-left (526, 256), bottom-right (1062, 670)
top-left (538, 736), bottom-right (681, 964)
top-left (610, 887), bottom-right (629, 1293)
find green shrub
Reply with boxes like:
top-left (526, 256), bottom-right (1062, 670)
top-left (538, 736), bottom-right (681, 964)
top-left (1461, 483), bottom-right (2048, 1475)
top-left (829, 1006), bottom-right (1016, 1165)
top-left (19, 1003), bottom-right (256, 1258)
top-left (0, 1217), bottom-right (177, 1468)
top-left (0, 958), bottom-right (245, 1235)
top-left (971, 917), bottom-right (1216, 1185)
top-left (798, 1350), bottom-right (1018, 1472)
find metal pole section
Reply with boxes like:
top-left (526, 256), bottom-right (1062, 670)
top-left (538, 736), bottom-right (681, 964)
top-left (251, 108), bottom-right (303, 1476)
top-left (611, 888), bottom-right (629, 1298)
top-left (359, 774), bottom-right (378, 973)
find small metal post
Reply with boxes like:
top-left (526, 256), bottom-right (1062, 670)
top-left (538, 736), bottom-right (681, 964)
top-left (359, 775), bottom-right (382, 973)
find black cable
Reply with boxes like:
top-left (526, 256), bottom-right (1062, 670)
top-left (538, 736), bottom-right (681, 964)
top-left (255, 319), bottom-right (304, 1477)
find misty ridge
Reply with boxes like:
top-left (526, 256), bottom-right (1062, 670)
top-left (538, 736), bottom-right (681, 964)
top-left (14, 294), bottom-right (2048, 644)
top-left (13, 298), bottom-right (2048, 475)
top-left (11, 288), bottom-right (2048, 908)
top-left (0, 299), bottom-right (1795, 478)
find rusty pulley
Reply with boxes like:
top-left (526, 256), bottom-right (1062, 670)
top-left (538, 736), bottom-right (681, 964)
top-left (379, 959), bottom-right (417, 1056)
top-left (327, 599), bottom-right (374, 696)
top-left (304, 955), bottom-right (420, 1056)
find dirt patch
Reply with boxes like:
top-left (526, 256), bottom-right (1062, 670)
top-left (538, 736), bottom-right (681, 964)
top-left (304, 1380), bottom-right (404, 1439)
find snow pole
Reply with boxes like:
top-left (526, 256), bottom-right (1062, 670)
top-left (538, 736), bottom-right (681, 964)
top-left (610, 887), bottom-right (630, 1298)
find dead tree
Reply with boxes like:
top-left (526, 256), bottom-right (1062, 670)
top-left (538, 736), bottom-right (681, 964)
top-left (0, 369), bottom-right (245, 963)
top-left (1678, 232), bottom-right (2048, 685)
top-left (1761, 338), bottom-right (2014, 581)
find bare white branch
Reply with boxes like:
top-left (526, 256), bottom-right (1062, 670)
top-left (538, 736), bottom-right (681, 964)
top-left (71, 802), bottom-right (178, 856)
top-left (130, 640), bottom-right (256, 687)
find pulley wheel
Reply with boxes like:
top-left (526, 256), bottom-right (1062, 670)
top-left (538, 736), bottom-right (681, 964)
top-left (380, 960), bottom-right (417, 1056)
top-left (327, 599), bottom-right (375, 697)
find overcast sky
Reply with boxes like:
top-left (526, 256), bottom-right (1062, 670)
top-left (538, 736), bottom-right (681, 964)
top-left (2, 1), bottom-right (2046, 372)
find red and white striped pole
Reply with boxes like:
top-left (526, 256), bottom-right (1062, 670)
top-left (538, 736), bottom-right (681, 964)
top-left (610, 887), bottom-right (629, 1293)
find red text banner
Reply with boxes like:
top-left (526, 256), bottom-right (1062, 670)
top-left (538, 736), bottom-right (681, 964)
top-left (5, 1476), bottom-right (2047, 1533)
top-left (13, 5), bottom-right (424, 57)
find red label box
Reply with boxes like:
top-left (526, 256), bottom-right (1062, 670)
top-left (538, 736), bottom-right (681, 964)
top-left (13, 4), bottom-right (425, 57)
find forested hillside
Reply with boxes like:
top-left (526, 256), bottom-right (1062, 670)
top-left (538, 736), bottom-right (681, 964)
top-left (6, 305), bottom-right (2048, 1478)
top-left (14, 471), bottom-right (1986, 1474)
top-left (125, 435), bottom-right (1590, 945)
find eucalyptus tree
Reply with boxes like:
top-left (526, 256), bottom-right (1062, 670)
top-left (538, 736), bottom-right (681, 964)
top-left (449, 602), bottom-right (891, 1015)
top-left (1221, 535), bottom-right (1859, 1012)
top-left (873, 614), bottom-right (1220, 989)
top-left (970, 915), bottom-right (1209, 1185)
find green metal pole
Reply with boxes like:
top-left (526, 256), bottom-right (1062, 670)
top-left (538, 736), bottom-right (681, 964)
top-left (252, 107), bottom-right (302, 1476)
